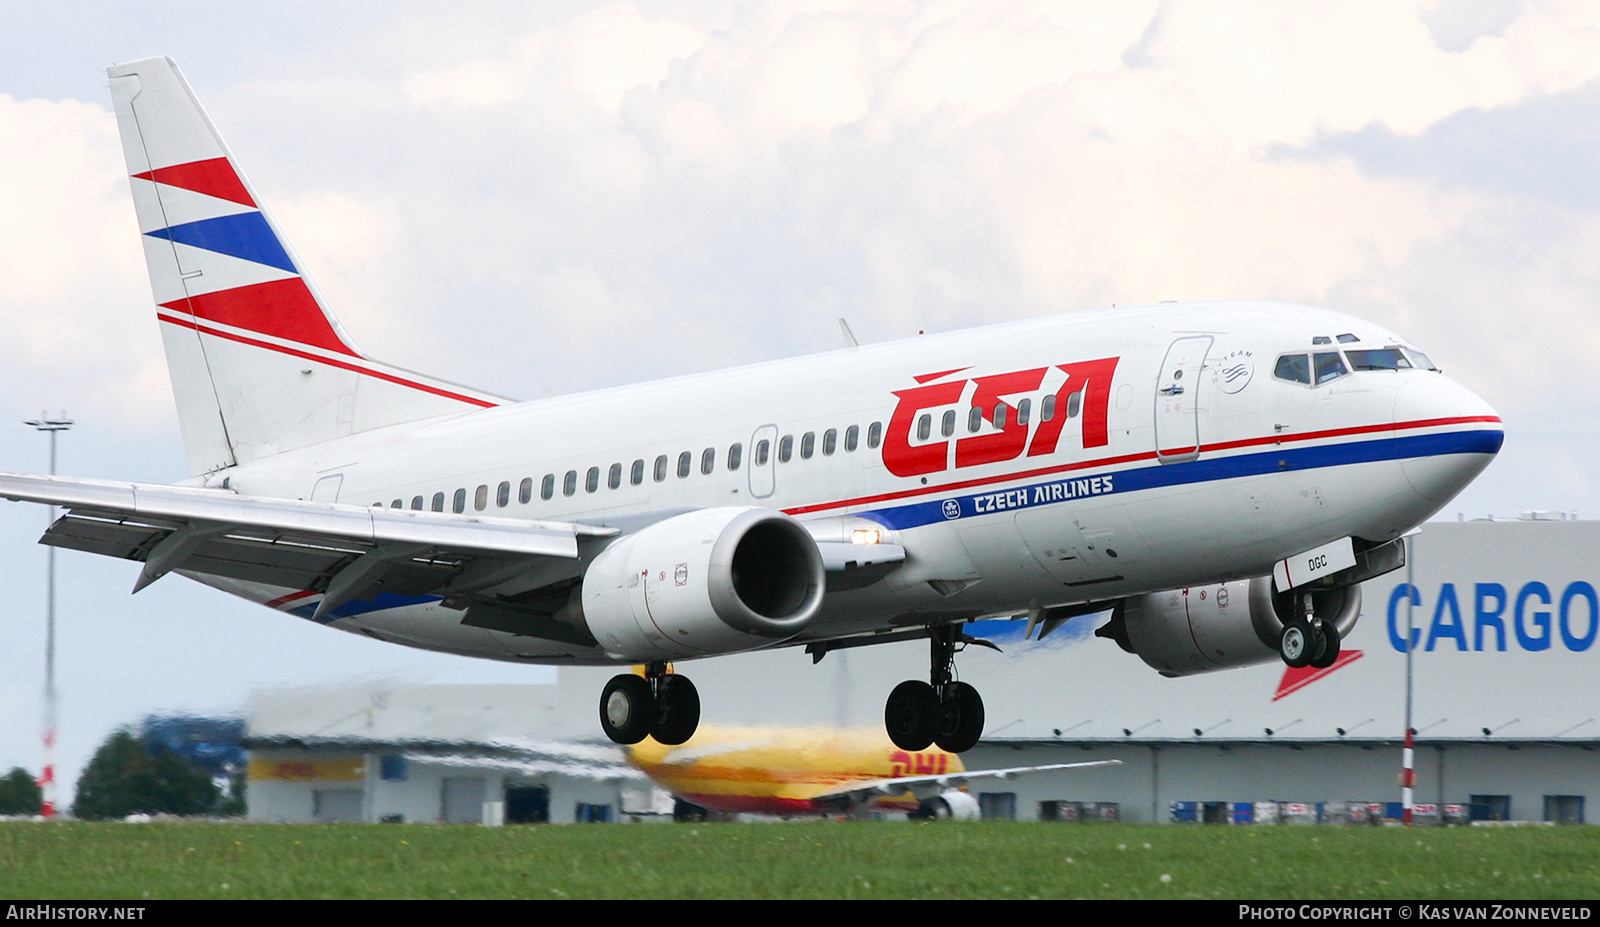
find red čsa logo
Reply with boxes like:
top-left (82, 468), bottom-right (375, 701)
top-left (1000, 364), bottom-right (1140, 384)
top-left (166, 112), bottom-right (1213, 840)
top-left (882, 358), bottom-right (1119, 478)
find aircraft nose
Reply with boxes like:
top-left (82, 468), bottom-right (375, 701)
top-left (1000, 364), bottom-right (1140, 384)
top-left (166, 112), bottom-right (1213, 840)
top-left (1392, 373), bottom-right (1503, 503)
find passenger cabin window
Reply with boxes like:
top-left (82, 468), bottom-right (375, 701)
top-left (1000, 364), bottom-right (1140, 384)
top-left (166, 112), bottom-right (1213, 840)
top-left (654, 455), bottom-right (668, 482)
top-left (474, 485), bottom-right (488, 511)
top-left (916, 414), bottom-right (931, 441)
top-left (800, 432), bottom-right (815, 459)
top-left (608, 463), bottom-right (622, 489)
top-left (564, 470), bottom-right (577, 496)
top-left (411, 496), bottom-right (423, 510)
top-left (940, 411), bottom-right (955, 438)
top-left (967, 406), bottom-right (983, 433)
top-left (541, 474), bottom-right (555, 500)
top-left (631, 459), bottom-right (645, 485)
top-left (844, 425), bottom-right (859, 452)
top-left (779, 435), bottom-right (794, 463)
top-left (1274, 354), bottom-right (1311, 384)
top-left (677, 451), bottom-right (692, 478)
top-left (519, 478), bottom-right (532, 504)
top-left (1066, 390), bottom-right (1082, 418)
top-left (453, 489), bottom-right (466, 513)
top-left (432, 492), bottom-right (445, 512)
top-left (822, 429), bottom-right (837, 456)
top-left (391, 499), bottom-right (402, 509)
top-left (1017, 398), bottom-right (1032, 426)
top-left (867, 422), bottom-right (882, 449)
top-left (1040, 394), bottom-right (1056, 422)
top-left (586, 467), bottom-right (599, 493)
top-left (1313, 351), bottom-right (1348, 385)
top-left (700, 448), bottom-right (715, 474)
top-left (991, 404), bottom-right (1008, 430)
top-left (728, 443), bottom-right (743, 470)
top-left (496, 481), bottom-right (510, 507)
top-left (755, 440), bottom-right (770, 466)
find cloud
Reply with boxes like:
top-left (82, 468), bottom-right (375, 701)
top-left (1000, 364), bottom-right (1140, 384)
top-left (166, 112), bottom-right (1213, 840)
top-left (3, 0), bottom-right (1598, 491)
top-left (406, 3), bottom-right (708, 114)
top-left (0, 94), bottom-right (168, 428)
top-left (1286, 77), bottom-right (1600, 209)
top-left (1421, 0), bottom-right (1524, 53)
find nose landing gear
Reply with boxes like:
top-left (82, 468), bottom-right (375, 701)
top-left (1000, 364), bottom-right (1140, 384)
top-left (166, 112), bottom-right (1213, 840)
top-left (599, 663), bottom-right (702, 746)
top-left (884, 625), bottom-right (989, 754)
top-left (1278, 593), bottom-right (1342, 669)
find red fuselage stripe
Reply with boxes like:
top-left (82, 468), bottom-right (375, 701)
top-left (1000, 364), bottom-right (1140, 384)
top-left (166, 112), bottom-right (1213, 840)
top-left (783, 415), bottom-right (1502, 517)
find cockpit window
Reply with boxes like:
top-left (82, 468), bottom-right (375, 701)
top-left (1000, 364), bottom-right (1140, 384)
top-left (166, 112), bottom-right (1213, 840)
top-left (1313, 351), bottom-right (1348, 384)
top-left (1274, 354), bottom-right (1311, 384)
top-left (1403, 348), bottom-right (1437, 371)
top-left (1345, 347), bottom-right (1412, 371)
top-left (1336, 333), bottom-right (1360, 344)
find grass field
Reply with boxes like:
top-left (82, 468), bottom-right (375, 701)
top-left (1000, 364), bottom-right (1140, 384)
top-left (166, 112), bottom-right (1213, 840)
top-left (1, 820), bottom-right (1597, 900)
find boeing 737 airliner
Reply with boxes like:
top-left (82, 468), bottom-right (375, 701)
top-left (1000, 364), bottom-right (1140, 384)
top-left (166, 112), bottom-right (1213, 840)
top-left (0, 58), bottom-right (1503, 753)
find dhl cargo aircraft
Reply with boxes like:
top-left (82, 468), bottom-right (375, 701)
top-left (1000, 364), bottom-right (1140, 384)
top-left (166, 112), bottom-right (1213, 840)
top-left (0, 58), bottom-right (1503, 755)
top-left (627, 724), bottom-right (1119, 819)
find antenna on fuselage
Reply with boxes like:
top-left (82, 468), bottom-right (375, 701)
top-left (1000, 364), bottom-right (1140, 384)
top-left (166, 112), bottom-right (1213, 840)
top-left (838, 318), bottom-right (859, 351)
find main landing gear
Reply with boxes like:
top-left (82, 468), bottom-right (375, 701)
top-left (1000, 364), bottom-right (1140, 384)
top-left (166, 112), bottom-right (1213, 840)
top-left (1278, 592), bottom-right (1341, 670)
top-left (599, 663), bottom-right (701, 746)
top-left (884, 625), bottom-right (988, 754)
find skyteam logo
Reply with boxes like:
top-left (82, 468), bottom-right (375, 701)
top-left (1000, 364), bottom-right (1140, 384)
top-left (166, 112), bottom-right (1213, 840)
top-left (1216, 349), bottom-right (1255, 395)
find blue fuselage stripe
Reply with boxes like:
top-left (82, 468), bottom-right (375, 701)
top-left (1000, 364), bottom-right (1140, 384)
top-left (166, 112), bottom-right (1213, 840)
top-left (859, 428), bottom-right (1504, 531)
top-left (300, 428), bottom-right (1501, 617)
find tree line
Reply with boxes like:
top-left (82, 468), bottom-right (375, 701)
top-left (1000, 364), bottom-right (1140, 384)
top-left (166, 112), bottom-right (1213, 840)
top-left (2, 722), bottom-right (245, 819)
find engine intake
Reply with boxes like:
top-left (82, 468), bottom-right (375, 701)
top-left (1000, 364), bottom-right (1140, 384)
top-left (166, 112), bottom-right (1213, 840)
top-left (580, 507), bottom-right (825, 660)
top-left (1105, 575), bottom-right (1361, 676)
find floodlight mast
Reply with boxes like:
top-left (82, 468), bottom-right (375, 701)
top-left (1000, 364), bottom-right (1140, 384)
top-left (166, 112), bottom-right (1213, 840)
top-left (1402, 534), bottom-right (1416, 827)
top-left (25, 413), bottom-right (71, 818)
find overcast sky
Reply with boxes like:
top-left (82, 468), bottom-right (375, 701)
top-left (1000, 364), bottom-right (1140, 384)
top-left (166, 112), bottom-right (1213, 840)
top-left (2, 0), bottom-right (1597, 806)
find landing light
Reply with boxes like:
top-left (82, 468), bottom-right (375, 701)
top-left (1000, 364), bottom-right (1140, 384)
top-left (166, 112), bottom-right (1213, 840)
top-left (850, 529), bottom-right (881, 545)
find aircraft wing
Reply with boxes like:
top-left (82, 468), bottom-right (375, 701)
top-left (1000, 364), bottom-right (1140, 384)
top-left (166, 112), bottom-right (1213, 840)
top-left (0, 472), bottom-right (616, 620)
top-left (809, 759), bottom-right (1123, 803)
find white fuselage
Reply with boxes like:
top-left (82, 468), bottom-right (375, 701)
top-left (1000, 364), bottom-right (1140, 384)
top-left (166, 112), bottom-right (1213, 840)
top-left (198, 300), bottom-right (1501, 664)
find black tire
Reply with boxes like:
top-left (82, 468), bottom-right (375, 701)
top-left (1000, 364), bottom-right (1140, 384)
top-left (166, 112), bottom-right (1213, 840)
top-left (652, 674), bottom-right (701, 746)
top-left (1279, 622), bottom-right (1313, 668)
top-left (934, 681), bottom-right (985, 753)
top-left (1309, 619), bottom-right (1341, 669)
top-left (599, 673), bottom-right (654, 745)
top-left (884, 680), bottom-right (938, 751)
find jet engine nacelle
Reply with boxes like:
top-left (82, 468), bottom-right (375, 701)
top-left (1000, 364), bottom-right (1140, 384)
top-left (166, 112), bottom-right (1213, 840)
top-left (1112, 576), bottom-right (1361, 676)
top-left (580, 507), bottom-right (825, 661)
top-left (911, 790), bottom-right (981, 820)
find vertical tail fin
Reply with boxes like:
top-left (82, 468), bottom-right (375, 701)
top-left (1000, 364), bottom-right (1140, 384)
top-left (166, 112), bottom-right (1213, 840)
top-left (107, 57), bottom-right (505, 475)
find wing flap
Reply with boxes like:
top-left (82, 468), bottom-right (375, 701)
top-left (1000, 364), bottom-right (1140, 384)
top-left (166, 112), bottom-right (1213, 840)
top-left (40, 513), bottom-right (167, 559)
